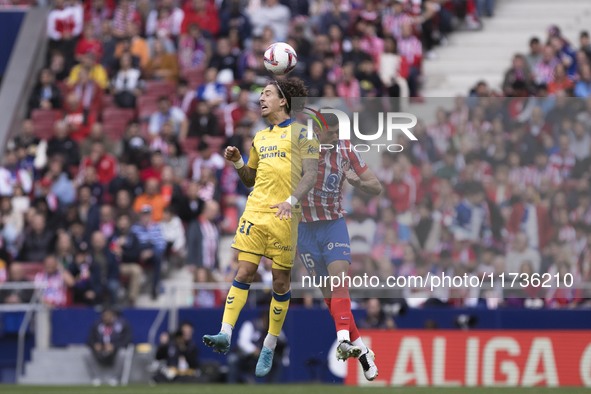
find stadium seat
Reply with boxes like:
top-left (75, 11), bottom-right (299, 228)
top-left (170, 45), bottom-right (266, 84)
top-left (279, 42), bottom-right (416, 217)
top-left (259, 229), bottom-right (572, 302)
top-left (204, 135), bottom-right (226, 152)
top-left (103, 121), bottom-right (128, 139)
top-left (137, 95), bottom-right (160, 121)
top-left (102, 107), bottom-right (135, 125)
top-left (32, 122), bottom-right (56, 140)
top-left (182, 136), bottom-right (200, 154)
top-left (144, 80), bottom-right (175, 97)
top-left (31, 109), bottom-right (62, 123)
top-left (183, 68), bottom-right (205, 89)
top-left (20, 262), bottom-right (45, 281)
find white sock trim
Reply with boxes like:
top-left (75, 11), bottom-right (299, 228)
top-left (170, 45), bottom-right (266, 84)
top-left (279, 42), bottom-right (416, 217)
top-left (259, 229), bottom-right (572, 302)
top-left (352, 337), bottom-right (368, 353)
top-left (263, 333), bottom-right (278, 350)
top-left (221, 322), bottom-right (233, 339)
top-left (337, 330), bottom-right (350, 342)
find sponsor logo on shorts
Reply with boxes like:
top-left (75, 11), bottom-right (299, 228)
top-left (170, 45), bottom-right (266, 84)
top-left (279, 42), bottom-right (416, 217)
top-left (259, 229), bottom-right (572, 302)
top-left (327, 242), bottom-right (350, 251)
top-left (273, 242), bottom-right (293, 251)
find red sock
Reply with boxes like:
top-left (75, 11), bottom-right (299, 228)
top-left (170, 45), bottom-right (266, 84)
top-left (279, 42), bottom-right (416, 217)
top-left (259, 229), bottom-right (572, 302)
top-left (331, 286), bottom-right (352, 334)
top-left (349, 313), bottom-right (360, 342)
top-left (324, 298), bottom-right (332, 315)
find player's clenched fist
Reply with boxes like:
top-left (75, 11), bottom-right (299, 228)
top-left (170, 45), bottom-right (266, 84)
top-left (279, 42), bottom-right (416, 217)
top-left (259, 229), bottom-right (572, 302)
top-left (224, 146), bottom-right (242, 162)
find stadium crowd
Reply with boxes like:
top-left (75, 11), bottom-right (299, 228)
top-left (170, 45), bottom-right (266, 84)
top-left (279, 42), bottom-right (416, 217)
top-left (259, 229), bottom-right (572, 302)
top-left (7, 0), bottom-right (591, 311)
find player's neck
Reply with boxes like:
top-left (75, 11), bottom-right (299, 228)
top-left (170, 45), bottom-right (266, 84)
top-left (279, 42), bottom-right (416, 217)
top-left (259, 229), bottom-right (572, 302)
top-left (266, 111), bottom-right (290, 127)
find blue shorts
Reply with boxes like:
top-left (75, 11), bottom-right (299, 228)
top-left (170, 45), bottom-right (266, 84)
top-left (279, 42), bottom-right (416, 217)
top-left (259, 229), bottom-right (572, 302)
top-left (297, 218), bottom-right (351, 277)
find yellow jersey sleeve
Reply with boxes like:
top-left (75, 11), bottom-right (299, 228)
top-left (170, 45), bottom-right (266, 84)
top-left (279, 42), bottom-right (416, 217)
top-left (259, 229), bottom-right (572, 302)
top-left (247, 142), bottom-right (259, 169)
top-left (298, 127), bottom-right (320, 160)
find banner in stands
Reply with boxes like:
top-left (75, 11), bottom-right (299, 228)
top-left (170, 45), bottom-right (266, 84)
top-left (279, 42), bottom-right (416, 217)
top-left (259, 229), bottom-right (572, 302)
top-left (346, 331), bottom-right (591, 387)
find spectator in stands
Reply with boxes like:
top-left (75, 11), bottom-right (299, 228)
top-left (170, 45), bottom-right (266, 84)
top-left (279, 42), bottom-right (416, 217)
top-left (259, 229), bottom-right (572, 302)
top-left (533, 45), bottom-right (559, 85)
top-left (190, 141), bottom-right (224, 182)
top-left (502, 54), bottom-right (534, 96)
top-left (574, 64), bottom-right (591, 98)
top-left (85, 308), bottom-right (132, 386)
top-left (68, 52), bottom-right (109, 90)
top-left (149, 121), bottom-right (181, 160)
top-left (140, 151), bottom-right (166, 182)
top-left (160, 205), bottom-right (187, 263)
top-left (68, 245), bottom-right (95, 305)
top-left (379, 36), bottom-right (409, 99)
top-left (181, 0), bottom-right (220, 37)
top-left (0, 196), bottom-right (24, 257)
top-left (84, 0), bottom-right (113, 37)
top-left (172, 180), bottom-right (204, 223)
top-left (131, 205), bottom-right (167, 298)
top-left (178, 23), bottom-right (212, 73)
top-left (109, 163), bottom-right (143, 201)
top-left (110, 213), bottom-right (143, 305)
top-left (111, 0), bottom-right (141, 39)
top-left (34, 254), bottom-right (74, 307)
top-left (81, 123), bottom-right (117, 158)
top-left (75, 24), bottom-right (104, 64)
top-left (99, 21), bottom-right (118, 72)
top-left (195, 67), bottom-right (227, 107)
top-left (80, 141), bottom-right (118, 186)
top-left (580, 31), bottom-right (591, 59)
top-left (2, 264), bottom-right (34, 304)
top-left (112, 52), bottom-right (142, 108)
top-left (154, 322), bottom-right (199, 383)
top-left (0, 149), bottom-right (33, 197)
top-left (219, 0), bottom-right (252, 40)
top-left (208, 37), bottom-right (239, 82)
top-left (16, 212), bottom-right (55, 264)
top-left (397, 21), bottom-right (422, 97)
top-left (358, 298), bottom-right (395, 329)
top-left (186, 199), bottom-right (219, 270)
top-left (55, 231), bottom-right (75, 269)
top-left (88, 231), bottom-right (120, 305)
top-left (506, 232), bottom-right (542, 274)
top-left (28, 69), bottom-right (63, 115)
top-left (47, 0), bottom-right (83, 70)
top-left (188, 101), bottom-right (221, 138)
top-left (119, 122), bottom-right (149, 166)
top-left (525, 37), bottom-right (543, 70)
top-left (146, 0), bottom-right (184, 44)
top-left (149, 96), bottom-right (189, 140)
top-left (548, 63), bottom-right (574, 95)
top-left (12, 119), bottom-right (40, 153)
top-left (145, 38), bottom-right (179, 82)
top-left (114, 22), bottom-right (150, 71)
top-left (133, 177), bottom-right (166, 222)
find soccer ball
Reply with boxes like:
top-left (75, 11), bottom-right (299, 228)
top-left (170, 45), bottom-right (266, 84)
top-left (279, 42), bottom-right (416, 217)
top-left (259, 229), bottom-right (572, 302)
top-left (263, 42), bottom-right (298, 75)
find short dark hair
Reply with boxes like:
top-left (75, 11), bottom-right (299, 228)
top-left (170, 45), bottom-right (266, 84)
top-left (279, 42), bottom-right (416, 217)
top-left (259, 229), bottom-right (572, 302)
top-left (272, 77), bottom-right (308, 114)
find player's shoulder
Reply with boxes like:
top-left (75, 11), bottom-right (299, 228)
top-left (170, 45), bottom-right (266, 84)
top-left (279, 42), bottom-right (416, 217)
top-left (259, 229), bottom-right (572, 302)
top-left (252, 127), bottom-right (271, 143)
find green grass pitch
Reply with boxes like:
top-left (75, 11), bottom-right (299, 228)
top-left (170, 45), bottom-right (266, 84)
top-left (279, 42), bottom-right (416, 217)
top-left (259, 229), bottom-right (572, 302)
top-left (0, 385), bottom-right (589, 394)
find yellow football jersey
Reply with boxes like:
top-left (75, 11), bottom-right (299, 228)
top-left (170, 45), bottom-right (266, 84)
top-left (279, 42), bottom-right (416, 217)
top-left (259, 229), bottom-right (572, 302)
top-left (245, 119), bottom-right (319, 213)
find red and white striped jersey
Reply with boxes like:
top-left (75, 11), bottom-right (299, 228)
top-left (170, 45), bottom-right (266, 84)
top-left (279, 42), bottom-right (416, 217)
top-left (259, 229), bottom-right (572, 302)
top-left (301, 140), bottom-right (368, 222)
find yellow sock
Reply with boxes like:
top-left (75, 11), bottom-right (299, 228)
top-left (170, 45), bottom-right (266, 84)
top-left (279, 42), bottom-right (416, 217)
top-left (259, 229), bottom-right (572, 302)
top-left (268, 290), bottom-right (291, 336)
top-left (222, 280), bottom-right (250, 328)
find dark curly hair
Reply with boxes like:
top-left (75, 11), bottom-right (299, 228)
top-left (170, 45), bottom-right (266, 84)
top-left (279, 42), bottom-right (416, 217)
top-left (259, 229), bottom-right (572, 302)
top-left (271, 77), bottom-right (308, 115)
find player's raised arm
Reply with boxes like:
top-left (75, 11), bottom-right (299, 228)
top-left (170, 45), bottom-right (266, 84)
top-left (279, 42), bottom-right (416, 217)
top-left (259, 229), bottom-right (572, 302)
top-left (344, 162), bottom-right (382, 195)
top-left (292, 157), bottom-right (319, 201)
top-left (225, 146), bottom-right (257, 188)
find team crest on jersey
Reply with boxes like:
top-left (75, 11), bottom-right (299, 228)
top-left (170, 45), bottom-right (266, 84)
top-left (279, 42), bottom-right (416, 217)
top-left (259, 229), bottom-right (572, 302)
top-left (281, 133), bottom-right (286, 139)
